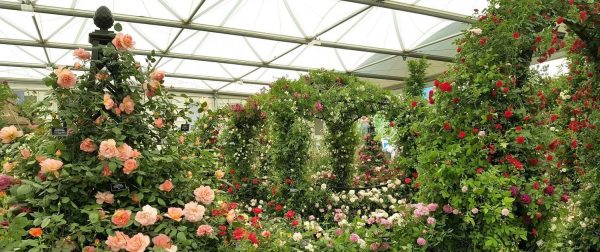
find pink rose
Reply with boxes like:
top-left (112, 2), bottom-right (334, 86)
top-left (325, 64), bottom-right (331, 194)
top-left (111, 209), bottom-right (132, 227)
top-left (135, 205), bottom-right (159, 226)
top-left (20, 148), bottom-right (31, 159)
top-left (131, 149), bottom-right (141, 159)
top-left (154, 118), bottom-right (164, 129)
top-left (149, 80), bottom-right (160, 91)
top-left (73, 48), bottom-right (91, 60)
top-left (99, 139), bottom-right (119, 159)
top-left (261, 230), bottom-right (271, 238)
top-left (150, 70), bottom-right (165, 81)
top-left (417, 237), bottom-right (427, 246)
top-left (80, 138), bottom-right (97, 153)
top-left (123, 159), bottom-right (138, 175)
top-left (196, 225), bottom-right (213, 237)
top-left (95, 191), bottom-right (114, 205)
top-left (103, 94), bottom-right (115, 110)
top-left (0, 125), bottom-right (24, 144)
top-left (105, 231), bottom-right (129, 252)
top-left (151, 234), bottom-right (172, 249)
top-left (54, 67), bottom-right (77, 88)
top-left (119, 96), bottom-right (135, 114)
top-left (125, 233), bottom-right (150, 252)
top-left (164, 207), bottom-right (183, 222)
top-left (158, 180), bottom-right (174, 192)
top-left (117, 143), bottom-right (133, 161)
top-left (183, 202), bottom-right (205, 222)
top-left (112, 33), bottom-right (135, 51)
top-left (39, 158), bottom-right (63, 173)
top-left (193, 186), bottom-right (215, 205)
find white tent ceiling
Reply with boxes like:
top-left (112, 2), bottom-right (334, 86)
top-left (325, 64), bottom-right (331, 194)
top-left (0, 0), bottom-right (488, 96)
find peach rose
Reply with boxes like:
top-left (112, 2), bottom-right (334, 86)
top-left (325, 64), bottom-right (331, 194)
top-left (99, 139), bottom-right (119, 159)
top-left (111, 209), bottom-right (132, 227)
top-left (29, 227), bottom-right (43, 237)
top-left (150, 70), bottom-right (165, 81)
top-left (154, 118), bottom-right (164, 129)
top-left (117, 143), bottom-right (133, 161)
top-left (112, 33), bottom-right (135, 51)
top-left (39, 158), bottom-right (63, 173)
top-left (123, 159), bottom-right (138, 175)
top-left (103, 94), bottom-right (115, 110)
top-left (73, 48), bottom-right (91, 60)
top-left (126, 233), bottom-right (150, 252)
top-left (120, 96), bottom-right (135, 114)
top-left (226, 209), bottom-right (236, 224)
top-left (20, 148), bottom-right (31, 159)
top-left (106, 231), bottom-right (129, 252)
top-left (178, 135), bottom-right (185, 144)
top-left (193, 186), bottom-right (215, 205)
top-left (215, 170), bottom-right (225, 180)
top-left (131, 149), bottom-right (141, 159)
top-left (135, 205), bottom-right (159, 226)
top-left (3, 162), bottom-right (15, 173)
top-left (183, 202), bottom-right (205, 222)
top-left (0, 125), bottom-right (24, 144)
top-left (152, 234), bottom-right (172, 249)
top-left (80, 138), bottom-right (97, 153)
top-left (196, 225), bottom-right (213, 237)
top-left (54, 67), bottom-right (77, 88)
top-left (149, 80), bottom-right (160, 91)
top-left (164, 207), bottom-right (183, 222)
top-left (82, 246), bottom-right (96, 252)
top-left (96, 72), bottom-right (109, 81)
top-left (95, 191), bottom-right (114, 205)
top-left (158, 180), bottom-right (173, 192)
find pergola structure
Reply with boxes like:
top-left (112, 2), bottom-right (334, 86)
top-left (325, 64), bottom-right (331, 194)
top-left (0, 0), bottom-right (488, 97)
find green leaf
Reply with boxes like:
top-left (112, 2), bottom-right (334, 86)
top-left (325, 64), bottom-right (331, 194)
top-left (114, 23), bottom-right (122, 32)
top-left (157, 197), bottom-right (166, 206)
top-left (41, 218), bottom-right (51, 228)
top-left (17, 184), bottom-right (33, 196)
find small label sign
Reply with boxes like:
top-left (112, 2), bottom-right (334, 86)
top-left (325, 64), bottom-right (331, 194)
top-left (51, 127), bottom-right (68, 136)
top-left (180, 124), bottom-right (190, 132)
top-left (110, 183), bottom-right (127, 192)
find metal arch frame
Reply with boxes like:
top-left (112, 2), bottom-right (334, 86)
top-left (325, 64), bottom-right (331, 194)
top-left (0, 77), bottom-right (251, 98)
top-left (338, 0), bottom-right (476, 24)
top-left (0, 1), bottom-right (454, 62)
top-left (0, 61), bottom-right (271, 86)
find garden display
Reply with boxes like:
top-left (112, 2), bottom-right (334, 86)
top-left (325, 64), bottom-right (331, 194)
top-left (0, 0), bottom-right (599, 251)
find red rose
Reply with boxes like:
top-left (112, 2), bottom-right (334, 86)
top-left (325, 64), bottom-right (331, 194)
top-left (247, 232), bottom-right (258, 244)
top-left (443, 122), bottom-right (452, 131)
top-left (275, 204), bottom-right (283, 212)
top-left (535, 36), bottom-right (542, 43)
top-left (580, 11), bottom-right (587, 22)
top-left (533, 182), bottom-right (540, 190)
top-left (516, 136), bottom-right (525, 144)
top-left (439, 82), bottom-right (452, 92)
top-left (389, 121), bottom-right (395, 127)
top-left (571, 139), bottom-right (578, 149)
top-left (476, 167), bottom-right (484, 174)
top-left (496, 80), bottom-right (503, 87)
top-left (544, 185), bottom-right (555, 195)
top-left (550, 114), bottom-right (558, 122)
top-left (512, 32), bottom-right (520, 39)
top-left (404, 177), bottom-right (412, 184)
top-left (285, 210), bottom-right (295, 220)
top-left (561, 193), bottom-right (570, 202)
top-left (504, 109), bottom-right (513, 119)
top-left (458, 131), bottom-right (466, 139)
top-left (253, 207), bottom-right (263, 215)
top-left (291, 219), bottom-right (298, 227)
top-left (411, 100), bottom-right (418, 108)
top-left (479, 37), bottom-right (487, 46)
top-left (232, 228), bottom-right (246, 240)
top-left (528, 158), bottom-right (539, 166)
top-left (515, 126), bottom-right (522, 132)
top-left (556, 16), bottom-right (564, 24)
top-left (456, 47), bottom-right (462, 53)
top-left (434, 80), bottom-right (441, 87)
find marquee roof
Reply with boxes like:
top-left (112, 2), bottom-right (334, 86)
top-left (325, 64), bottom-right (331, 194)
top-left (0, 0), bottom-right (488, 96)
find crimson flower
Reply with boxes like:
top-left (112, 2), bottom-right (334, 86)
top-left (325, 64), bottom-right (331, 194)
top-left (285, 210), bottom-right (295, 220)
top-left (580, 11), bottom-right (587, 22)
top-left (512, 32), bottom-right (520, 39)
top-left (504, 109), bottom-right (513, 119)
top-left (544, 185), bottom-right (555, 196)
top-left (496, 80), bottom-right (503, 87)
top-left (247, 232), bottom-right (258, 244)
top-left (516, 136), bottom-right (525, 144)
top-left (232, 228), bottom-right (246, 240)
top-left (556, 16), bottom-right (564, 24)
top-left (458, 131), bottom-right (466, 139)
top-left (520, 194), bottom-right (532, 204)
top-left (439, 82), bottom-right (452, 92)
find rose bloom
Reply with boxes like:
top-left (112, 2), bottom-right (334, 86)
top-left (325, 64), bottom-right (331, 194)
top-left (149, 80), bottom-right (160, 91)
top-left (3, 162), bottom-right (15, 173)
top-left (106, 231), bottom-right (129, 251)
top-left (193, 186), bottom-right (215, 205)
top-left (112, 33), bottom-right (135, 51)
top-left (0, 125), bottom-right (24, 144)
top-left (95, 191), bottom-right (115, 205)
top-left (39, 158), bottom-right (63, 173)
top-left (131, 149), bottom-right (141, 159)
top-left (226, 209), bottom-right (236, 224)
top-left (417, 237), bottom-right (427, 246)
top-left (501, 208), bottom-right (510, 216)
top-left (150, 70), bottom-right (165, 81)
top-left (80, 138), bottom-right (97, 153)
top-left (155, 118), bottom-right (164, 129)
top-left (196, 225), bottom-right (214, 237)
top-left (117, 143), bottom-right (133, 161)
top-left (152, 234), bottom-right (172, 249)
top-left (82, 246), bottom-right (96, 252)
top-left (99, 139), bottom-right (120, 159)
top-left (72, 48), bottom-right (91, 60)
top-left (20, 148), bottom-right (31, 159)
top-left (261, 230), bottom-right (271, 238)
top-left (215, 169), bottom-right (225, 180)
top-left (123, 159), bottom-right (138, 175)
top-left (96, 72), bottom-right (109, 81)
top-left (54, 67), bottom-right (77, 88)
top-left (111, 209), bottom-right (132, 227)
top-left (103, 94), bottom-right (115, 110)
top-left (29, 227), bottom-right (43, 237)
top-left (125, 233), bottom-right (150, 252)
top-left (183, 201), bottom-right (205, 222)
top-left (120, 96), bottom-right (135, 114)
top-left (164, 207), bottom-right (183, 222)
top-left (135, 205), bottom-right (159, 226)
top-left (0, 174), bottom-right (14, 191)
top-left (158, 180), bottom-right (174, 192)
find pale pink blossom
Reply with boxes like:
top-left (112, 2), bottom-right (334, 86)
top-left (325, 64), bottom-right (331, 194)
top-left (20, 148), bottom-right (31, 159)
top-left (112, 33), bottom-right (135, 51)
top-left (73, 48), bottom-right (91, 60)
top-left (125, 233), bottom-right (150, 252)
top-left (80, 138), bottom-right (97, 153)
top-left (196, 225), bottom-right (213, 237)
top-left (95, 191), bottom-right (115, 205)
top-left (0, 125), bottom-right (24, 144)
top-left (193, 186), bottom-right (215, 205)
top-left (183, 201), bottom-right (205, 222)
top-left (117, 143), bottom-right (133, 161)
top-left (150, 70), bottom-right (165, 81)
top-left (135, 205), bottom-right (159, 226)
top-left (155, 118), bottom-right (164, 128)
top-left (105, 231), bottom-right (129, 252)
top-left (54, 67), bottom-right (77, 88)
top-left (103, 94), bottom-right (115, 110)
top-left (151, 234), bottom-right (172, 249)
top-left (39, 158), bottom-right (63, 173)
top-left (99, 139), bottom-right (119, 159)
top-left (120, 96), bottom-right (135, 114)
